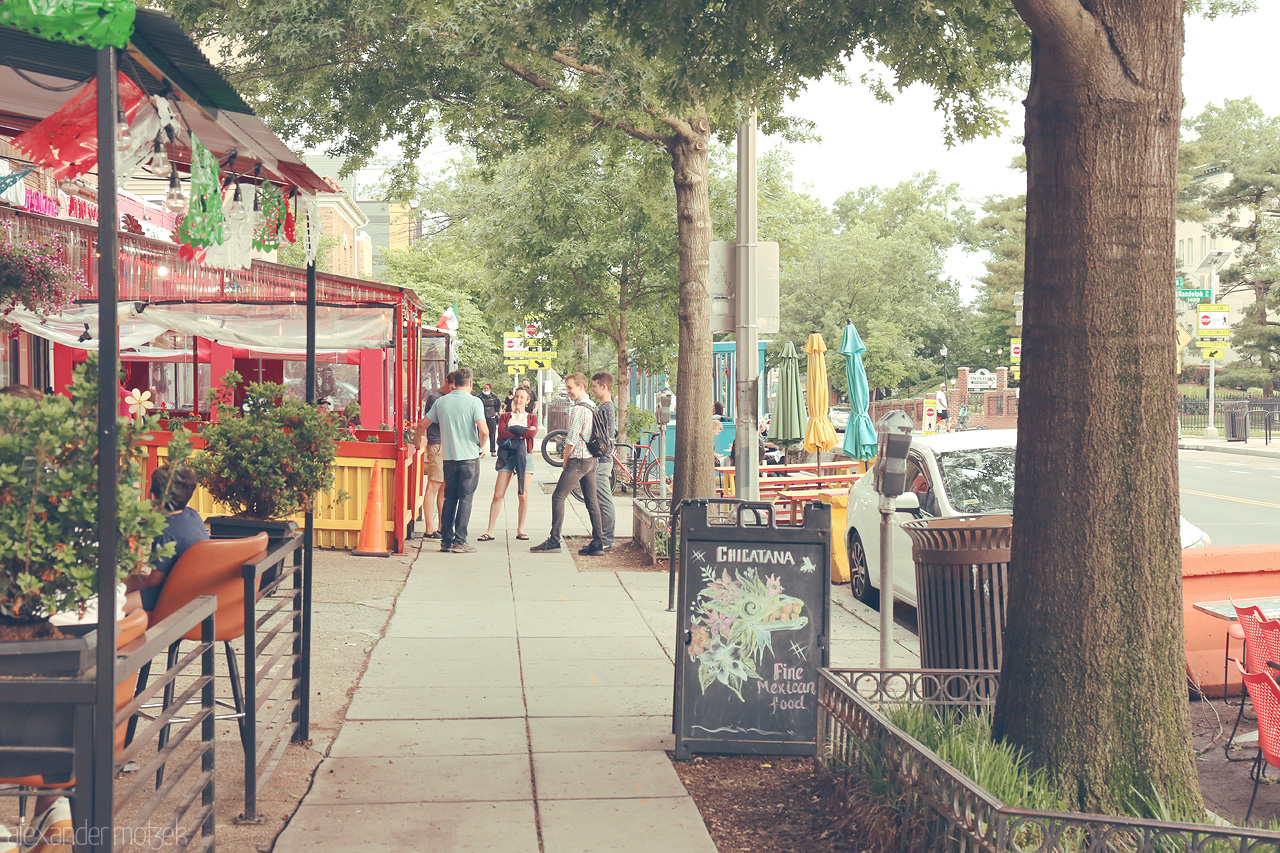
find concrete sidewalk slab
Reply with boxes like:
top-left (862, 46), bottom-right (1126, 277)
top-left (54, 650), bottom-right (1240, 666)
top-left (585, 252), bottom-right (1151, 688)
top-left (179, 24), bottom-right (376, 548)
top-left (538, 798), bottom-right (715, 853)
top-left (276, 801), bottom-right (540, 853)
top-left (519, 657), bottom-right (673, 687)
top-left (361, 654), bottom-right (524, 688)
top-left (528, 715), bottom-right (674, 753)
top-left (533, 751), bottom-right (689, 800)
top-left (306, 754), bottom-right (533, 804)
top-left (346, 686), bottom-right (528, 719)
top-left (524, 685), bottom-right (673, 717)
top-left (517, 636), bottom-right (668, 661)
top-left (330, 718), bottom-right (529, 757)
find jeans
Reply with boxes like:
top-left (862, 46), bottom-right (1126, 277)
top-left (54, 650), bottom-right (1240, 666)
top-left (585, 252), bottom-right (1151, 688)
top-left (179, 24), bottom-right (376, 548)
top-left (441, 458), bottom-right (480, 546)
top-left (594, 458), bottom-right (615, 548)
top-left (549, 457), bottom-right (602, 546)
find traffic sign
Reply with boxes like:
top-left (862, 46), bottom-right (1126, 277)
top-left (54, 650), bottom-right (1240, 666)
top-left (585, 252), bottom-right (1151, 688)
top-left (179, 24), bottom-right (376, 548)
top-left (1012, 366), bottom-right (1021, 382)
top-left (1203, 347), bottom-right (1226, 360)
top-left (507, 364), bottom-right (526, 374)
top-left (504, 335), bottom-right (528, 352)
top-left (1196, 338), bottom-right (1228, 347)
top-left (505, 351), bottom-right (556, 362)
top-left (525, 323), bottom-right (538, 337)
top-left (1197, 304), bottom-right (1229, 337)
top-left (922, 400), bottom-right (938, 436)
top-left (1010, 338), bottom-right (1021, 364)
top-left (1178, 288), bottom-right (1211, 300)
top-left (1176, 276), bottom-right (1184, 287)
top-left (528, 357), bottom-right (553, 370)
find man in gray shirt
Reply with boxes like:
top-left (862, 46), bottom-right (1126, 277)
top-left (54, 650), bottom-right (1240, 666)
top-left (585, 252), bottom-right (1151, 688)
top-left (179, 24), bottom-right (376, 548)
top-left (419, 368), bottom-right (488, 552)
top-left (590, 372), bottom-right (617, 551)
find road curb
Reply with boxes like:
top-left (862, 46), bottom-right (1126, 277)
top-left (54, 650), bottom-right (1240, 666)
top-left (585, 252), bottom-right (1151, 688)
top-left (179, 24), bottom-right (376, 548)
top-left (1178, 440), bottom-right (1280, 460)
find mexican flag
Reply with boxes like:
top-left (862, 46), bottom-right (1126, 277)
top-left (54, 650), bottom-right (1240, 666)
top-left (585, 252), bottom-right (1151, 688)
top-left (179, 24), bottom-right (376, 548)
top-left (437, 301), bottom-right (459, 332)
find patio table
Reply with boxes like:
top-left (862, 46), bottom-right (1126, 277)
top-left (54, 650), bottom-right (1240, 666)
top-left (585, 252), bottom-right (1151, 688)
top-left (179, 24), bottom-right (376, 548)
top-left (1194, 597), bottom-right (1280, 622)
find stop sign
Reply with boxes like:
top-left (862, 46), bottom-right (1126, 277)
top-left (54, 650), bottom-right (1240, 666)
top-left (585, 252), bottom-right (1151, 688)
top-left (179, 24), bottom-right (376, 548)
top-left (505, 338), bottom-right (517, 350)
top-left (525, 323), bottom-right (538, 337)
top-left (925, 406), bottom-right (936, 418)
top-left (1011, 343), bottom-right (1021, 358)
top-left (1200, 313), bottom-right (1211, 326)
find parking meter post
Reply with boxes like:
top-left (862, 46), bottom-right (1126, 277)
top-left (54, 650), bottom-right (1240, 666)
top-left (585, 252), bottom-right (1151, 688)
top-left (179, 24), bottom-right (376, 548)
top-left (657, 394), bottom-right (672, 500)
top-left (878, 495), bottom-right (895, 667)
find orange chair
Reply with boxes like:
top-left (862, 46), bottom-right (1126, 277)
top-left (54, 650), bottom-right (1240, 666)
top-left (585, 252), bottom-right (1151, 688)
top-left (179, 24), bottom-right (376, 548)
top-left (1238, 661), bottom-right (1280, 821)
top-left (128, 534), bottom-right (268, 780)
top-left (0, 608), bottom-right (149, 832)
top-left (1228, 603), bottom-right (1275, 758)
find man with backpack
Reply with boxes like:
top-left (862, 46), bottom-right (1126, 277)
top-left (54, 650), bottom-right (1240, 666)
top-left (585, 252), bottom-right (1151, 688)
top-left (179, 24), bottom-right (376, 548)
top-left (590, 372), bottom-right (617, 552)
top-left (530, 373), bottom-right (604, 555)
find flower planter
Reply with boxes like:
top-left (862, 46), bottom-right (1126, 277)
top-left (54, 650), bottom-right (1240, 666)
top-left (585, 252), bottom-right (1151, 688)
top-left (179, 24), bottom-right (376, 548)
top-left (208, 517), bottom-right (297, 588)
top-left (0, 630), bottom-right (97, 784)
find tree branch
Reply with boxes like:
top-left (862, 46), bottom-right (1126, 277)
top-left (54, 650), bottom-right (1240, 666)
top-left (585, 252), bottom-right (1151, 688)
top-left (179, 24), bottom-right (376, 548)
top-left (550, 51), bottom-right (605, 75)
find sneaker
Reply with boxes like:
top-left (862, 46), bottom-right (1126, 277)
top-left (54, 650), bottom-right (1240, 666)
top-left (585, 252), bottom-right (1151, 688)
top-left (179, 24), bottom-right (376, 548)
top-left (578, 544), bottom-right (605, 556)
top-left (21, 797), bottom-right (71, 853)
top-left (450, 542), bottom-right (477, 554)
top-left (440, 542), bottom-right (453, 553)
top-left (424, 531), bottom-right (441, 540)
top-left (530, 539), bottom-right (561, 553)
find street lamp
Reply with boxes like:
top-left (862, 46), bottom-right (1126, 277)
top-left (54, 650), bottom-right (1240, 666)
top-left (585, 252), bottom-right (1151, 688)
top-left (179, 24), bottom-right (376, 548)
top-left (1195, 249), bottom-right (1233, 439)
top-left (940, 344), bottom-right (948, 383)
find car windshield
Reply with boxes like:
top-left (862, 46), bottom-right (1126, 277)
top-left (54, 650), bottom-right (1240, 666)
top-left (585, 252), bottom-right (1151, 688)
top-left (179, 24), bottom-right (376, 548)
top-left (936, 447), bottom-right (1016, 514)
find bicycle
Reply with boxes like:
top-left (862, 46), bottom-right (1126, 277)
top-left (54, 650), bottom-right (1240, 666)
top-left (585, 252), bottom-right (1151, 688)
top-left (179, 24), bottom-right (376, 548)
top-left (542, 428), bottom-right (672, 499)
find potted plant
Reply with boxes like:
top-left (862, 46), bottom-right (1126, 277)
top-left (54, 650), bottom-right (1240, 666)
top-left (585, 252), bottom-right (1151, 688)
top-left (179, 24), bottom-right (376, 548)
top-left (0, 230), bottom-right (82, 332)
top-left (192, 372), bottom-right (342, 546)
top-left (0, 358), bottom-right (170, 782)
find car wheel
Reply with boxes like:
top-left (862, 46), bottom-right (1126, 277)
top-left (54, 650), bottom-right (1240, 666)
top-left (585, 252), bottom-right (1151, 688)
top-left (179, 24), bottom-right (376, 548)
top-left (848, 531), bottom-right (879, 609)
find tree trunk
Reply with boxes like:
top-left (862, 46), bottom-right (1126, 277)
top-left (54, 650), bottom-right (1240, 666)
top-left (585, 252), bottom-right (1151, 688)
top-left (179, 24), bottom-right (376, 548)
top-left (668, 114), bottom-right (715, 504)
top-left (615, 311), bottom-right (630, 441)
top-left (994, 0), bottom-right (1202, 815)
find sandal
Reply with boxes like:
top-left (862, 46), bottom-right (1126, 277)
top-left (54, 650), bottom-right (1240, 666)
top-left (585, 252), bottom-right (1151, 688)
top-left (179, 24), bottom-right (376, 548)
top-left (478, 534), bottom-right (495, 542)
top-left (516, 533), bottom-right (529, 540)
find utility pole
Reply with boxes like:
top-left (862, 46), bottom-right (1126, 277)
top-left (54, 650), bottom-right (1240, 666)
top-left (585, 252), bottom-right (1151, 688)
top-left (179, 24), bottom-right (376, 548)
top-left (734, 111), bottom-right (760, 502)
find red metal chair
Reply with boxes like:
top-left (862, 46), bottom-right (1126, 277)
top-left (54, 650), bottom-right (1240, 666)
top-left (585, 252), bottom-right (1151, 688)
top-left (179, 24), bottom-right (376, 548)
top-left (1238, 660), bottom-right (1280, 821)
top-left (1227, 603), bottom-right (1274, 758)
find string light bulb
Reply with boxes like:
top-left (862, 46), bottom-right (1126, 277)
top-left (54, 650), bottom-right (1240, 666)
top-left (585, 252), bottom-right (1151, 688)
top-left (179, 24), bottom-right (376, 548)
top-left (164, 171), bottom-right (186, 213)
top-left (115, 103), bottom-right (132, 152)
top-left (251, 188), bottom-right (266, 230)
top-left (227, 184), bottom-right (248, 223)
top-left (148, 133), bottom-right (171, 178)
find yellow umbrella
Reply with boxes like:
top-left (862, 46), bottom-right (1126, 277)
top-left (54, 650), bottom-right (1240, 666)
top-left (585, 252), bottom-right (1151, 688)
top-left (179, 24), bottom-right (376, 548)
top-left (803, 332), bottom-right (838, 454)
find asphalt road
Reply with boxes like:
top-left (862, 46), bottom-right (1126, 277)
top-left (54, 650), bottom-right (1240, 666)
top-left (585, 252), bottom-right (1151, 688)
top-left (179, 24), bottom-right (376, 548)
top-left (1179, 449), bottom-right (1280, 547)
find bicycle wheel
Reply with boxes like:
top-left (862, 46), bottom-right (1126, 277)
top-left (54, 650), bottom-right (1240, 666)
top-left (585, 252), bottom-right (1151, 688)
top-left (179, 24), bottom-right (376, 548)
top-left (541, 430), bottom-right (567, 467)
top-left (641, 459), bottom-right (670, 499)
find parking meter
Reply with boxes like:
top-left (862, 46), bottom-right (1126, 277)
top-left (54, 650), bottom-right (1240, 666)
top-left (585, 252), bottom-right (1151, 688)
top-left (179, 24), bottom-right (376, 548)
top-left (872, 411), bottom-right (914, 498)
top-left (655, 393), bottom-right (673, 499)
top-left (870, 409), bottom-right (913, 668)
top-left (656, 393), bottom-right (673, 426)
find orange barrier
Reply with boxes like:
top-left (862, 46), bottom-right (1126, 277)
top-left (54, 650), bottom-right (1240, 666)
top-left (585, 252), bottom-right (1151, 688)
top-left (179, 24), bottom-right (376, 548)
top-left (1183, 545), bottom-right (1280, 696)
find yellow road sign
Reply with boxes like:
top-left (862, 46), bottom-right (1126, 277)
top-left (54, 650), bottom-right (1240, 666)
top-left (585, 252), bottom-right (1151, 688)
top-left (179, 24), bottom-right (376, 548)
top-left (507, 364), bottom-right (526, 374)
top-left (1202, 347), bottom-right (1226, 360)
top-left (528, 357), bottom-right (553, 370)
top-left (1176, 324), bottom-right (1193, 351)
top-left (1012, 365), bottom-right (1021, 381)
top-left (1195, 339), bottom-right (1228, 348)
top-left (505, 351), bottom-right (556, 361)
top-left (1196, 304), bottom-right (1230, 337)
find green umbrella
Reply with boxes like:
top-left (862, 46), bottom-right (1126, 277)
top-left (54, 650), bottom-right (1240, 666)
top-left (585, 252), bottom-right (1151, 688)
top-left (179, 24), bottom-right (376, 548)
top-left (770, 340), bottom-right (807, 448)
top-left (839, 323), bottom-right (878, 460)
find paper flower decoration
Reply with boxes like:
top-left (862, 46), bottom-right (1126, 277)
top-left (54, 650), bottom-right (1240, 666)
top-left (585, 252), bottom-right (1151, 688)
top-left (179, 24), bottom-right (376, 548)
top-left (177, 134), bottom-right (224, 250)
top-left (0, 0), bottom-right (137, 49)
top-left (252, 181), bottom-right (286, 252)
top-left (13, 73), bottom-right (146, 181)
top-left (125, 388), bottom-right (153, 418)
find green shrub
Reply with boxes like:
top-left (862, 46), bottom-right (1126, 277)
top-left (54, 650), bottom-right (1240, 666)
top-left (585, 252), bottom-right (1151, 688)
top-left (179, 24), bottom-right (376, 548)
top-left (626, 407), bottom-right (657, 444)
top-left (192, 372), bottom-right (342, 519)
top-left (0, 358), bottom-right (172, 625)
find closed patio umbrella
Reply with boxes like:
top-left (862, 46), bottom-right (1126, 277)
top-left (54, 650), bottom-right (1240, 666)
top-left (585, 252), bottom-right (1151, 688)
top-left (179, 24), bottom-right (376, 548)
top-left (770, 340), bottom-right (806, 448)
top-left (839, 322), bottom-right (878, 461)
top-left (803, 332), bottom-right (838, 457)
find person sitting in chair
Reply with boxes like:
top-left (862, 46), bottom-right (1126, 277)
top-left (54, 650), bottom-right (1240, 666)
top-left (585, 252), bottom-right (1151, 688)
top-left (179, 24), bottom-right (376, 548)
top-left (125, 465), bottom-right (209, 614)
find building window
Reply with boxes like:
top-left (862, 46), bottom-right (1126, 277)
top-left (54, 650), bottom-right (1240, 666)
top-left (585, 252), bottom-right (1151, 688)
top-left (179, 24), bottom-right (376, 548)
top-left (1177, 239), bottom-right (1183, 262)
top-left (1201, 235), bottom-right (1207, 257)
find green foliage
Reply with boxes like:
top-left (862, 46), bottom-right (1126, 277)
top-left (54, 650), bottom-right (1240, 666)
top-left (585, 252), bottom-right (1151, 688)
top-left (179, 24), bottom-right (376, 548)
top-left (276, 233), bottom-right (341, 272)
top-left (0, 358), bottom-right (172, 624)
top-left (625, 407), bottom-right (656, 444)
top-left (192, 372), bottom-right (342, 519)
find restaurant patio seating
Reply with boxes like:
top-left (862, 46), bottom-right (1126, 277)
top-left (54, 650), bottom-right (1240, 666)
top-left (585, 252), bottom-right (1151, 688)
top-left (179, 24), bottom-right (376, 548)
top-left (1228, 603), bottom-right (1275, 758)
top-left (127, 533), bottom-right (268, 784)
top-left (1238, 660), bottom-right (1280, 821)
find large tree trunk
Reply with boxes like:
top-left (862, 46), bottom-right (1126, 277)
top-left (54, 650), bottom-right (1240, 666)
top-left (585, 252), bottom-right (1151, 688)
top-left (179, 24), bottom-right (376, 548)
top-left (668, 114), bottom-right (715, 504)
top-left (615, 311), bottom-right (630, 441)
top-left (994, 0), bottom-right (1202, 815)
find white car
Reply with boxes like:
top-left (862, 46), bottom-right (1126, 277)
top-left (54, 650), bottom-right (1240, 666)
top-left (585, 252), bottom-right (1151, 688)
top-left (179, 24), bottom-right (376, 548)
top-left (845, 429), bottom-right (1211, 608)
top-left (828, 407), bottom-right (851, 432)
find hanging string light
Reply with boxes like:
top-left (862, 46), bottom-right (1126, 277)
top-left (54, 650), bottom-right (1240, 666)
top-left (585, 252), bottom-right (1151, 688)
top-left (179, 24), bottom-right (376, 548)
top-left (115, 97), bottom-right (132, 152)
top-left (227, 183), bottom-right (248, 223)
top-left (165, 170), bottom-right (186, 212)
top-left (148, 131), bottom-right (171, 178)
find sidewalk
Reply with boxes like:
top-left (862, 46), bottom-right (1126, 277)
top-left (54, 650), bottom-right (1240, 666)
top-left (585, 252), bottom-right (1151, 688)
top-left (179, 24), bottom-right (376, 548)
top-left (275, 461), bottom-right (916, 852)
top-left (1179, 436), bottom-right (1280, 460)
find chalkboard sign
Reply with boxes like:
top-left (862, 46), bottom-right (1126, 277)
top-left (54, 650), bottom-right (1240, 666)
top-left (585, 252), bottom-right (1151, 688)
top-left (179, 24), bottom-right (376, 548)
top-left (673, 500), bottom-right (831, 759)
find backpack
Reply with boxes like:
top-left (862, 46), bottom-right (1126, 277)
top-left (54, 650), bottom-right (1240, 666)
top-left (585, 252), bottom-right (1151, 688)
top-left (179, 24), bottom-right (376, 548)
top-left (585, 401), bottom-right (614, 460)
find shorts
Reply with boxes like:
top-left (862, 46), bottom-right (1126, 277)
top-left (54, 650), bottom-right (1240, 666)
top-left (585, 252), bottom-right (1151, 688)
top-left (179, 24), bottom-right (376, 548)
top-left (496, 444), bottom-right (534, 474)
top-left (938, 409), bottom-right (951, 421)
top-left (426, 444), bottom-right (445, 483)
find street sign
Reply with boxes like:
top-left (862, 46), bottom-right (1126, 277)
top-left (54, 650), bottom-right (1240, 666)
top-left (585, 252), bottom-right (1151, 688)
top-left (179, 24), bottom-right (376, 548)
top-left (525, 323), bottom-right (538, 337)
top-left (507, 364), bottom-right (525, 374)
top-left (528, 357), bottom-right (553, 370)
top-left (1178, 288), bottom-right (1211, 300)
top-left (504, 335), bottom-right (528, 352)
top-left (1012, 366), bottom-right (1021, 382)
top-left (505, 351), bottom-right (556, 362)
top-left (1196, 338), bottom-right (1228, 348)
top-left (967, 368), bottom-right (997, 391)
top-left (1197, 304), bottom-right (1230, 337)
top-left (1010, 338), bottom-right (1021, 364)
top-left (708, 240), bottom-right (782, 334)
top-left (922, 399), bottom-right (938, 436)
top-left (1176, 276), bottom-right (1185, 287)
top-left (1203, 347), bottom-right (1226, 360)
top-left (1176, 324), bottom-right (1194, 351)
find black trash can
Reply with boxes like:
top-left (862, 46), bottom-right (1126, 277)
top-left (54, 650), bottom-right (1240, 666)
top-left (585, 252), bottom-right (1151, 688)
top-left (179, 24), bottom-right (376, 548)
top-left (901, 515), bottom-right (1012, 670)
top-left (1224, 401), bottom-right (1248, 442)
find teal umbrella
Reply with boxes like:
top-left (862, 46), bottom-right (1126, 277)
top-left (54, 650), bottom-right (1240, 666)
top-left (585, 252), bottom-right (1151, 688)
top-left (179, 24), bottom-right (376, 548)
top-left (839, 323), bottom-right (878, 460)
top-left (770, 340), bottom-right (807, 447)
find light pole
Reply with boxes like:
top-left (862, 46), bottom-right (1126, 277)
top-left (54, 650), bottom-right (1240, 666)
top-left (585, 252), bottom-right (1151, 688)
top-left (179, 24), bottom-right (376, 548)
top-left (1196, 250), bottom-right (1232, 439)
top-left (940, 344), bottom-right (948, 383)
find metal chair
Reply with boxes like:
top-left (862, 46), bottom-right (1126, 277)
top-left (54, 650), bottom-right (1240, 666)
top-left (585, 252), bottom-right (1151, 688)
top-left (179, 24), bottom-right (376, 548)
top-left (127, 533), bottom-right (268, 785)
top-left (1238, 660), bottom-right (1280, 822)
top-left (1227, 603), bottom-right (1274, 758)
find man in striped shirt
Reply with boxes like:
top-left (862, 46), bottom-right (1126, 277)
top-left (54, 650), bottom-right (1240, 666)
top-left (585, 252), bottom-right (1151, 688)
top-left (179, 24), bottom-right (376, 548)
top-left (531, 373), bottom-right (604, 554)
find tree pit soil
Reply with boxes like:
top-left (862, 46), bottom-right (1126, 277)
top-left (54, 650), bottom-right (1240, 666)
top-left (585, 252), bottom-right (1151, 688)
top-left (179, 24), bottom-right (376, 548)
top-left (566, 536), bottom-right (666, 572)
top-left (671, 754), bottom-right (865, 852)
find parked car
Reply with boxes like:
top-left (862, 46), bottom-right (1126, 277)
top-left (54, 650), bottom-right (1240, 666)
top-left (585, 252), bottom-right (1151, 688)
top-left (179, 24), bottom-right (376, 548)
top-left (828, 406), bottom-right (851, 432)
top-left (845, 429), bottom-right (1211, 608)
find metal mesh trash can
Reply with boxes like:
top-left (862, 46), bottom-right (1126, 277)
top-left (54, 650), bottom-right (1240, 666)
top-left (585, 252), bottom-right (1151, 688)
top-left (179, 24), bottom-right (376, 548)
top-left (901, 515), bottom-right (1012, 670)
top-left (545, 399), bottom-right (572, 433)
top-left (1224, 401), bottom-right (1248, 443)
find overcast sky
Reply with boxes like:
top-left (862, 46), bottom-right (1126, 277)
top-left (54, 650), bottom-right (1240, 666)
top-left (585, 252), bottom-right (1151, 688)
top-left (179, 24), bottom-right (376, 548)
top-left (374, 6), bottom-right (1280, 297)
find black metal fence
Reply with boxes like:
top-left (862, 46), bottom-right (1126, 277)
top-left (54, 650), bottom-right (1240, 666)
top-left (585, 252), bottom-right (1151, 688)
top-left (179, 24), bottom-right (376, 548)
top-left (1178, 395), bottom-right (1280, 438)
top-left (0, 596), bottom-right (218, 853)
top-left (817, 667), bottom-right (1280, 852)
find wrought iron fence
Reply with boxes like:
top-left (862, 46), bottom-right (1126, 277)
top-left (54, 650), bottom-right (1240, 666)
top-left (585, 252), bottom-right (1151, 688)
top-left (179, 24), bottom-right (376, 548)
top-left (817, 668), bottom-right (1280, 852)
top-left (1178, 396), bottom-right (1280, 437)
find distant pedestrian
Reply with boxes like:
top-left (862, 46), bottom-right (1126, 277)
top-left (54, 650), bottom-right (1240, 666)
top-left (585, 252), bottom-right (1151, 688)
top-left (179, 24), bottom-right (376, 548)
top-left (937, 383), bottom-right (951, 433)
top-left (476, 382), bottom-right (502, 455)
top-left (419, 368), bottom-right (488, 553)
top-left (479, 387), bottom-right (539, 542)
top-left (531, 373), bottom-right (603, 555)
top-left (413, 375), bottom-right (452, 538)
top-left (591, 372), bottom-right (617, 551)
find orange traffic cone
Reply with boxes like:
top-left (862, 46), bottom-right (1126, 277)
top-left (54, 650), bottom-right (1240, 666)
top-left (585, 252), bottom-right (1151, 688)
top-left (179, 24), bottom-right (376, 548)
top-left (352, 466), bottom-right (389, 557)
